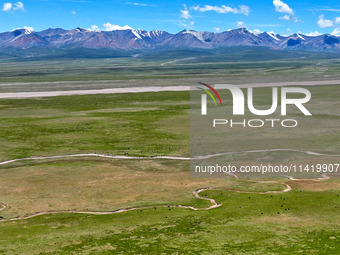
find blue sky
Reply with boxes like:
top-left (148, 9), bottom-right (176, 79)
top-left (1, 0), bottom-right (340, 35)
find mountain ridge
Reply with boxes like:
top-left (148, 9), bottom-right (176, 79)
top-left (0, 27), bottom-right (339, 52)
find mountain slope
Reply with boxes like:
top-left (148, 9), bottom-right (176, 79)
top-left (0, 27), bottom-right (339, 52)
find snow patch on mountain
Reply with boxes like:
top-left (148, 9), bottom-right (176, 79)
top-left (267, 32), bottom-right (280, 41)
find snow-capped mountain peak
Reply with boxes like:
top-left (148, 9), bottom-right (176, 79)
top-left (0, 27), bottom-right (339, 51)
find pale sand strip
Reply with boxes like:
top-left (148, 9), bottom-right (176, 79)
top-left (0, 79), bottom-right (339, 99)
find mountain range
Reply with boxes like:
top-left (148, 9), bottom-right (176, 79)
top-left (1, 27), bottom-right (339, 52)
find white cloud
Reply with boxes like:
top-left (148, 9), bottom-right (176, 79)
top-left (279, 15), bottom-right (290, 20)
top-left (2, 2), bottom-right (24, 12)
top-left (71, 10), bottom-right (76, 15)
top-left (320, 9), bottom-right (340, 12)
top-left (253, 29), bottom-right (262, 34)
top-left (213, 27), bottom-right (221, 32)
top-left (191, 5), bottom-right (250, 16)
top-left (179, 20), bottom-right (194, 28)
top-left (305, 31), bottom-right (321, 36)
top-left (90, 25), bottom-right (100, 31)
top-left (2, 3), bottom-right (12, 12)
top-left (239, 5), bottom-right (250, 16)
top-left (237, 21), bottom-right (245, 28)
top-left (279, 14), bottom-right (299, 22)
top-left (179, 4), bottom-right (194, 28)
top-left (102, 23), bottom-right (133, 31)
top-left (180, 5), bottom-right (191, 19)
top-left (13, 1), bottom-right (24, 11)
top-left (273, 0), bottom-right (293, 15)
top-left (126, 2), bottom-right (150, 7)
top-left (273, 0), bottom-right (299, 22)
top-left (331, 28), bottom-right (340, 36)
top-left (335, 17), bottom-right (340, 24)
top-left (282, 28), bottom-right (292, 36)
top-left (317, 15), bottom-right (334, 28)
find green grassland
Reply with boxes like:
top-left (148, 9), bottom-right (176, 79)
top-left (0, 183), bottom-right (339, 254)
top-left (0, 85), bottom-right (338, 162)
top-left (0, 158), bottom-right (288, 219)
top-left (0, 91), bottom-right (189, 160)
top-left (1, 48), bottom-right (340, 86)
top-left (0, 54), bottom-right (339, 254)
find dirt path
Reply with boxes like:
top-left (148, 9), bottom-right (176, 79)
top-left (0, 152), bottom-right (332, 222)
top-left (226, 172), bottom-right (292, 194)
top-left (0, 178), bottom-right (295, 222)
top-left (160, 57), bottom-right (197, 66)
top-left (0, 187), bottom-right (221, 222)
top-left (0, 202), bottom-right (7, 212)
top-left (0, 170), bottom-right (329, 222)
top-left (195, 149), bottom-right (339, 159)
top-left (0, 149), bottom-right (338, 167)
top-left (284, 173), bottom-right (330, 181)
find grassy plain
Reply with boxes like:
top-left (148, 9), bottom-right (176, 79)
top-left (0, 182), bottom-right (339, 254)
top-left (0, 91), bottom-right (189, 160)
top-left (0, 85), bottom-right (338, 161)
top-left (0, 158), bottom-right (287, 219)
top-left (0, 51), bottom-right (339, 254)
top-left (1, 47), bottom-right (340, 88)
